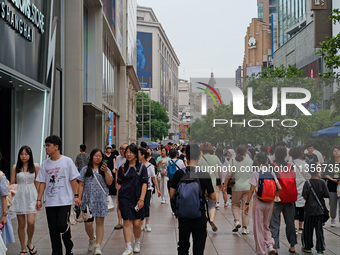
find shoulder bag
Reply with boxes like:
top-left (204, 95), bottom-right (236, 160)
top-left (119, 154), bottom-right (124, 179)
top-left (307, 180), bottom-right (330, 223)
top-left (93, 172), bottom-right (115, 212)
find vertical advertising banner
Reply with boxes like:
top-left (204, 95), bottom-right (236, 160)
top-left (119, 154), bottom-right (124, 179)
top-left (137, 32), bottom-right (152, 88)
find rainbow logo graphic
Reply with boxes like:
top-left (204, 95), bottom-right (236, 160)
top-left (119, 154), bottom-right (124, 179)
top-left (197, 82), bottom-right (223, 115)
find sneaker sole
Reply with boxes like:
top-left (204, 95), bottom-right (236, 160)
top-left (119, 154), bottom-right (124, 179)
top-left (232, 224), bottom-right (241, 232)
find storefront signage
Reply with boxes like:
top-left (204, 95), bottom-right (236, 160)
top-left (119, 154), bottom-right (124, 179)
top-left (0, 0), bottom-right (45, 41)
top-left (248, 37), bottom-right (256, 49)
top-left (311, 0), bottom-right (327, 10)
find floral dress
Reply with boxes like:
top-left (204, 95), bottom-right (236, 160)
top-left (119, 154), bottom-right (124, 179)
top-left (0, 175), bottom-right (14, 246)
top-left (78, 167), bottom-right (112, 217)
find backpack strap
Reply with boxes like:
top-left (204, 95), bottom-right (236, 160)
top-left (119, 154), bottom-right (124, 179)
top-left (172, 159), bottom-right (181, 170)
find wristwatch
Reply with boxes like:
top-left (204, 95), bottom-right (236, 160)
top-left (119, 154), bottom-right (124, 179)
top-left (2, 211), bottom-right (8, 217)
top-left (245, 202), bottom-right (250, 206)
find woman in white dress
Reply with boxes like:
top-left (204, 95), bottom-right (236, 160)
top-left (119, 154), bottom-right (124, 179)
top-left (10, 146), bottom-right (39, 255)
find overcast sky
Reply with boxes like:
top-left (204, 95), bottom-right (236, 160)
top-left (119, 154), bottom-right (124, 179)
top-left (137, 0), bottom-right (258, 80)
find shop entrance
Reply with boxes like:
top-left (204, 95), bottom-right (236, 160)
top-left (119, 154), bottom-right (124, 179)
top-left (0, 86), bottom-right (11, 178)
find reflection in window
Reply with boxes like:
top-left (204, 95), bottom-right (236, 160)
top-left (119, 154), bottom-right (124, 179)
top-left (103, 34), bottom-right (115, 106)
top-left (258, 2), bottom-right (264, 20)
top-left (269, 0), bottom-right (276, 5)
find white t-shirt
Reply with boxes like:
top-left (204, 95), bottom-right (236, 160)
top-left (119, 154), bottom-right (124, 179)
top-left (36, 155), bottom-right (79, 207)
top-left (169, 158), bottom-right (186, 170)
top-left (114, 155), bottom-right (126, 170)
top-left (313, 150), bottom-right (324, 164)
top-left (145, 162), bottom-right (156, 191)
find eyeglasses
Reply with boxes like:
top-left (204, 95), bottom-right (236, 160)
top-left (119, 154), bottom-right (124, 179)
top-left (94, 156), bottom-right (103, 159)
top-left (333, 149), bottom-right (340, 153)
top-left (43, 144), bottom-right (53, 148)
top-left (125, 152), bottom-right (134, 155)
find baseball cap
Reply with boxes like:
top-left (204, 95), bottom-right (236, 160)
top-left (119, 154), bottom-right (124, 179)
top-left (247, 144), bottom-right (252, 147)
top-left (106, 145), bottom-right (112, 149)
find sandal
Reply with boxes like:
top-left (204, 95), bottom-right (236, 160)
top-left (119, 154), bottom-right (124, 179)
top-left (27, 245), bottom-right (37, 255)
top-left (20, 252), bottom-right (28, 255)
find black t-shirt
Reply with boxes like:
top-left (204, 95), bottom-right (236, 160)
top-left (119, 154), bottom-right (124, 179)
top-left (324, 161), bottom-right (340, 192)
top-left (170, 166), bottom-right (214, 214)
top-left (104, 153), bottom-right (115, 173)
top-left (112, 150), bottom-right (119, 157)
top-left (305, 153), bottom-right (318, 164)
top-left (302, 178), bottom-right (330, 216)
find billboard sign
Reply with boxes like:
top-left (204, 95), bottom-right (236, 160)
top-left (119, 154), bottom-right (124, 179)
top-left (137, 32), bottom-right (152, 88)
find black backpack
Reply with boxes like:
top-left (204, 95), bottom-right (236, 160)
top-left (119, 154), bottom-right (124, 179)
top-left (171, 168), bottom-right (205, 218)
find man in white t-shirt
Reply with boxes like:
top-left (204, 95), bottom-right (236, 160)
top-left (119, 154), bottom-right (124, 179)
top-left (113, 143), bottom-right (127, 230)
top-left (36, 135), bottom-right (80, 255)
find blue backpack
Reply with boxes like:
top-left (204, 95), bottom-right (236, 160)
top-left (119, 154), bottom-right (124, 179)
top-left (175, 168), bottom-right (203, 218)
top-left (168, 159), bottom-right (180, 181)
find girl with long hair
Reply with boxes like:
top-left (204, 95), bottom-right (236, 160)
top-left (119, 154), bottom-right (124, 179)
top-left (78, 148), bottom-right (113, 255)
top-left (10, 146), bottom-right (39, 255)
top-left (117, 144), bottom-right (148, 255)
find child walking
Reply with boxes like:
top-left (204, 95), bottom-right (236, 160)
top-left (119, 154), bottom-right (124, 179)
top-left (301, 169), bottom-right (329, 254)
top-left (244, 152), bottom-right (282, 255)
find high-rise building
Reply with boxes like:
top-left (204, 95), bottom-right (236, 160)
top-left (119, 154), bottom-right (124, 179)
top-left (258, 0), bottom-right (277, 23)
top-left (243, 18), bottom-right (272, 82)
top-left (137, 6), bottom-right (180, 140)
top-left (274, 0), bottom-right (333, 110)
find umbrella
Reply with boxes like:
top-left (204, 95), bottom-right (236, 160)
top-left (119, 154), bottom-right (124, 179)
top-left (310, 121), bottom-right (340, 139)
top-left (147, 141), bottom-right (160, 150)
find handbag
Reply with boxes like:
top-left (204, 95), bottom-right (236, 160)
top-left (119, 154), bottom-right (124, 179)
top-left (68, 204), bottom-right (92, 225)
top-left (157, 172), bottom-right (162, 181)
top-left (93, 172), bottom-right (115, 212)
top-left (307, 180), bottom-right (330, 223)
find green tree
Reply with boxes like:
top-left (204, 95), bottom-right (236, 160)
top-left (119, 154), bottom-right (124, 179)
top-left (136, 92), bottom-right (170, 141)
top-left (317, 8), bottom-right (340, 119)
top-left (190, 65), bottom-right (324, 146)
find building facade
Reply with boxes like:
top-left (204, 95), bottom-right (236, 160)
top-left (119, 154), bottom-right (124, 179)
top-left (0, 0), bottom-right (140, 176)
top-left (243, 18), bottom-right (272, 81)
top-left (137, 6), bottom-right (180, 140)
top-left (273, 0), bottom-right (333, 109)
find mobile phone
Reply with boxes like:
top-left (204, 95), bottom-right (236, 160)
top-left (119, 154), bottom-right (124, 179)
top-left (103, 159), bottom-right (108, 165)
top-left (134, 205), bottom-right (139, 212)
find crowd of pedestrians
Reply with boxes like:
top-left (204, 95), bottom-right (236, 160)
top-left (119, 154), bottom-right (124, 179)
top-left (0, 138), bottom-right (339, 255)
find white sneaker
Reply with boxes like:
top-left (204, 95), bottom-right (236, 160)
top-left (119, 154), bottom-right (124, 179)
top-left (232, 221), bottom-right (241, 232)
top-left (145, 224), bottom-right (152, 232)
top-left (133, 241), bottom-right (141, 253)
top-left (161, 199), bottom-right (166, 204)
top-left (88, 236), bottom-right (96, 251)
top-left (215, 202), bottom-right (220, 209)
top-left (141, 225), bottom-right (145, 231)
top-left (331, 219), bottom-right (336, 227)
top-left (94, 244), bottom-right (102, 255)
top-left (122, 247), bottom-right (133, 255)
top-left (268, 245), bottom-right (275, 255)
top-left (241, 228), bottom-right (249, 235)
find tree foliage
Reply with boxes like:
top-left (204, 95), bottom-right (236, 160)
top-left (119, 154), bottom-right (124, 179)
top-left (136, 92), bottom-right (170, 141)
top-left (190, 65), bottom-right (337, 147)
top-left (317, 8), bottom-right (340, 118)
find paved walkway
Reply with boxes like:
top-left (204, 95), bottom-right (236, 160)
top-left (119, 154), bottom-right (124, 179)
top-left (6, 196), bottom-right (340, 255)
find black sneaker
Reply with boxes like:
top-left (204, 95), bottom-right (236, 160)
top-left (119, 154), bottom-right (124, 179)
top-left (66, 251), bottom-right (74, 255)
